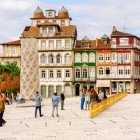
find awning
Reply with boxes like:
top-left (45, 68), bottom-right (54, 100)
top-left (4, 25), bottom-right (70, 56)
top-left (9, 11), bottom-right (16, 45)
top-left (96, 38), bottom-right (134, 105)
top-left (96, 80), bottom-right (110, 87)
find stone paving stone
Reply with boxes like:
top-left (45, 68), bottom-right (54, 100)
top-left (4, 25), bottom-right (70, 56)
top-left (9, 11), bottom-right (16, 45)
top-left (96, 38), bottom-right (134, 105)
top-left (0, 95), bottom-right (140, 140)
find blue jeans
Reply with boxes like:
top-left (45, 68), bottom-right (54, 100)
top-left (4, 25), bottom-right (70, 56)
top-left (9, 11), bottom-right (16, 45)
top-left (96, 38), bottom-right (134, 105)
top-left (81, 98), bottom-right (85, 110)
top-left (35, 106), bottom-right (42, 117)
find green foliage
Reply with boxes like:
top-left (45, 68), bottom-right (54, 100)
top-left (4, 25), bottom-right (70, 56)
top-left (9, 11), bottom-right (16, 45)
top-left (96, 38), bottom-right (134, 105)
top-left (0, 64), bottom-right (20, 76)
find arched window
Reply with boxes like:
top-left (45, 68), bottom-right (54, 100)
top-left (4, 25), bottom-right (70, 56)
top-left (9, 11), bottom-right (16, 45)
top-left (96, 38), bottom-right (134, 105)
top-left (48, 54), bottom-right (54, 64)
top-left (83, 69), bottom-right (87, 78)
top-left (65, 53), bottom-right (71, 64)
top-left (82, 53), bottom-right (88, 62)
top-left (75, 53), bottom-right (81, 62)
top-left (99, 67), bottom-right (103, 75)
top-left (56, 54), bottom-right (62, 63)
top-left (76, 69), bottom-right (80, 78)
top-left (89, 53), bottom-right (95, 62)
top-left (106, 67), bottom-right (110, 74)
top-left (40, 53), bottom-right (47, 64)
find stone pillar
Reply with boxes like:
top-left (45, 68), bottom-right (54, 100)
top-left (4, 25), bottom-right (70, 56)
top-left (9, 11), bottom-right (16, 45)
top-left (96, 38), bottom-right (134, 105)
top-left (20, 38), bottom-right (39, 100)
top-left (87, 83), bottom-right (90, 90)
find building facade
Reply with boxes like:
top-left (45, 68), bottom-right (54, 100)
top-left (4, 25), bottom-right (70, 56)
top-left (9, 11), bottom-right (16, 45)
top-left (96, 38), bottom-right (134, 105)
top-left (20, 6), bottom-right (77, 99)
top-left (74, 36), bottom-right (96, 96)
top-left (0, 40), bottom-right (21, 67)
top-left (96, 27), bottom-right (140, 94)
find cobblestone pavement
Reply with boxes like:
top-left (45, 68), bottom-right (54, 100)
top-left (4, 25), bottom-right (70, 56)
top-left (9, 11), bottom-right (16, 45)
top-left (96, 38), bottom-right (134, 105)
top-left (0, 95), bottom-right (140, 140)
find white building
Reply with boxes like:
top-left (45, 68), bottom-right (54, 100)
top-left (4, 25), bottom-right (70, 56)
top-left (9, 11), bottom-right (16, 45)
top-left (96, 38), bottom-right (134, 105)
top-left (21, 6), bottom-right (77, 98)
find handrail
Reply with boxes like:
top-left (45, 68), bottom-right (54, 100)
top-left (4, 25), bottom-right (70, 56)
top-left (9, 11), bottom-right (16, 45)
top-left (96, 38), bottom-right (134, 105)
top-left (89, 92), bottom-right (127, 119)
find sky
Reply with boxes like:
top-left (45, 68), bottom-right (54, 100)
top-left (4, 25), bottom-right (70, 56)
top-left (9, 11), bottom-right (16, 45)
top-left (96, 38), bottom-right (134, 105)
top-left (0, 0), bottom-right (140, 53)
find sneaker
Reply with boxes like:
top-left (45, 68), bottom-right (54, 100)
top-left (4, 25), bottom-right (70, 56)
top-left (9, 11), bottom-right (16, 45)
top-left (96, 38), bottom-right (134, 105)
top-left (40, 115), bottom-right (43, 117)
top-left (56, 114), bottom-right (59, 117)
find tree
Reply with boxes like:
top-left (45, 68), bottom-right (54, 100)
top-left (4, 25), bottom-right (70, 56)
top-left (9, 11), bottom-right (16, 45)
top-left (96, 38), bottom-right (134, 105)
top-left (0, 64), bottom-right (20, 94)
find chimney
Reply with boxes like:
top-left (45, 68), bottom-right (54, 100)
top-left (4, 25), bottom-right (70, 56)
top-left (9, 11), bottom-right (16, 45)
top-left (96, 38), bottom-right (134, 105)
top-left (96, 38), bottom-right (98, 47)
top-left (113, 26), bottom-right (116, 32)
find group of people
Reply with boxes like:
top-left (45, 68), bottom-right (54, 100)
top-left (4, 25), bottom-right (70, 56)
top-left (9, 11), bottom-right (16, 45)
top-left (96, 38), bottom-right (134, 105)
top-left (0, 93), bottom-right (6, 127)
top-left (80, 88), bottom-right (107, 110)
top-left (34, 91), bottom-right (65, 118)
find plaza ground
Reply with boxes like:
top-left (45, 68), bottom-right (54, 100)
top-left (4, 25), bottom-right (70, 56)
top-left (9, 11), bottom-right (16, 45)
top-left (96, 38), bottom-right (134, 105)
top-left (0, 94), bottom-right (140, 140)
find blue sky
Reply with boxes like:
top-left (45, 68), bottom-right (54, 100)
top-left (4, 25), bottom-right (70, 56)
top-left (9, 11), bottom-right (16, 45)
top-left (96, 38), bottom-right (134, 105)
top-left (0, 0), bottom-right (140, 53)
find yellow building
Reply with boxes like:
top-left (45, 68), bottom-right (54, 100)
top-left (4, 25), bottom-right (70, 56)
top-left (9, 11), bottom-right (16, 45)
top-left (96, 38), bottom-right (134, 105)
top-left (0, 40), bottom-right (21, 67)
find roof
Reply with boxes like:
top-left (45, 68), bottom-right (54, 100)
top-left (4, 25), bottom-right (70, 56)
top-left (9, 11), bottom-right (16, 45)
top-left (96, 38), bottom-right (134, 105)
top-left (74, 39), bottom-right (111, 50)
top-left (111, 30), bottom-right (133, 37)
top-left (22, 25), bottom-right (77, 37)
top-left (0, 40), bottom-right (20, 45)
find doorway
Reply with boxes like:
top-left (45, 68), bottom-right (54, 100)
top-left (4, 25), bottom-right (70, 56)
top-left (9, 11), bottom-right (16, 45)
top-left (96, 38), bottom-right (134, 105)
top-left (75, 84), bottom-right (80, 96)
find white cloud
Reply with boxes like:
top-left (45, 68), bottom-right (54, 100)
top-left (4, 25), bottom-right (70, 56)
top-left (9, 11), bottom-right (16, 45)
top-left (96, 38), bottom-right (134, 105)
top-left (0, 0), bottom-right (140, 53)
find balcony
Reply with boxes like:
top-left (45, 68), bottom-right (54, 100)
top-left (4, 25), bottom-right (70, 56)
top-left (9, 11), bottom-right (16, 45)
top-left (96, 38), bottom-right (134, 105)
top-left (97, 74), bottom-right (131, 79)
top-left (75, 77), bottom-right (95, 82)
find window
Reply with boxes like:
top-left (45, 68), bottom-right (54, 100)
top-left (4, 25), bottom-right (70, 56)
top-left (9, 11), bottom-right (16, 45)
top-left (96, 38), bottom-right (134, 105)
top-left (105, 54), bottom-right (110, 61)
top-left (118, 67), bottom-right (124, 75)
top-left (37, 20), bottom-right (41, 25)
top-left (75, 53), bottom-right (81, 62)
top-left (118, 53), bottom-right (125, 63)
top-left (119, 69), bottom-right (123, 75)
top-left (65, 53), bottom-right (71, 64)
top-left (82, 53), bottom-right (88, 62)
top-left (49, 70), bottom-right (53, 78)
top-left (76, 69), bottom-right (80, 78)
top-left (112, 53), bottom-right (117, 62)
top-left (56, 54), bottom-right (61, 63)
top-left (106, 67), bottom-right (110, 74)
top-left (65, 40), bottom-right (70, 49)
top-left (48, 12), bottom-right (52, 16)
top-left (40, 53), bottom-right (47, 64)
top-left (48, 54), bottom-right (53, 63)
top-left (120, 38), bottom-right (128, 45)
top-left (89, 53), bottom-right (95, 62)
top-left (56, 40), bottom-right (61, 49)
top-left (125, 67), bottom-right (130, 75)
top-left (83, 69), bottom-right (87, 78)
top-left (42, 27), bottom-right (47, 35)
top-left (41, 70), bottom-right (46, 78)
top-left (12, 47), bottom-right (18, 56)
top-left (125, 53), bottom-right (130, 62)
top-left (99, 67), bottom-right (103, 75)
top-left (61, 20), bottom-right (65, 25)
top-left (49, 40), bottom-right (54, 49)
top-left (57, 70), bottom-right (61, 78)
top-left (41, 40), bottom-right (46, 49)
top-left (48, 27), bottom-right (53, 35)
top-left (66, 70), bottom-right (70, 78)
top-left (99, 54), bottom-right (104, 61)
top-left (112, 38), bottom-right (116, 48)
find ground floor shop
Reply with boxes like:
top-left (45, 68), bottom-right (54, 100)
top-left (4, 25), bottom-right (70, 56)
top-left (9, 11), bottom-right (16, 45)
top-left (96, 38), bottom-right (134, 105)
top-left (40, 82), bottom-right (73, 98)
top-left (96, 79), bottom-right (140, 94)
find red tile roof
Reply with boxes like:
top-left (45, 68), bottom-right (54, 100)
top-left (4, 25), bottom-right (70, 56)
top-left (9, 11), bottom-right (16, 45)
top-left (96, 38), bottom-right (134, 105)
top-left (0, 40), bottom-right (20, 45)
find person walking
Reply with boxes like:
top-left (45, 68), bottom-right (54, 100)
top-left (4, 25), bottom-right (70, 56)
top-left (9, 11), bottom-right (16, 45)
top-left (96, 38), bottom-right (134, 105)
top-left (34, 91), bottom-right (43, 118)
top-left (80, 89), bottom-right (85, 110)
top-left (52, 93), bottom-right (61, 117)
top-left (60, 93), bottom-right (65, 110)
top-left (0, 93), bottom-right (5, 127)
